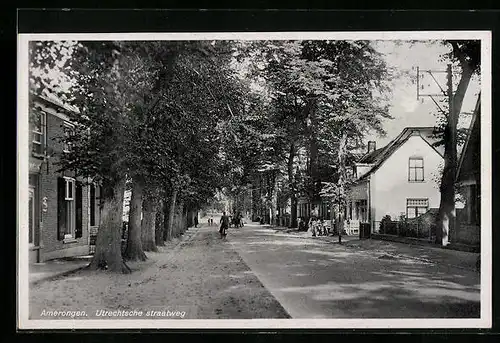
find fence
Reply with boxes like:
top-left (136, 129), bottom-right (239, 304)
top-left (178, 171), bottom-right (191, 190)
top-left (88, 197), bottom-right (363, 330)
top-left (373, 219), bottom-right (434, 241)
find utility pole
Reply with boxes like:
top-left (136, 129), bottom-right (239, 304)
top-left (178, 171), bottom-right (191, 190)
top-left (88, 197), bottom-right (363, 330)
top-left (415, 64), bottom-right (456, 246)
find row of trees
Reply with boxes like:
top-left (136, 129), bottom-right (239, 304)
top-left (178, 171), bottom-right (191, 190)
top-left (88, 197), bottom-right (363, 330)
top-left (30, 40), bottom-right (266, 273)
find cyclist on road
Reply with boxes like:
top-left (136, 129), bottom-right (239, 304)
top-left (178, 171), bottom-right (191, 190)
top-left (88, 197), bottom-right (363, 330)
top-left (219, 211), bottom-right (230, 239)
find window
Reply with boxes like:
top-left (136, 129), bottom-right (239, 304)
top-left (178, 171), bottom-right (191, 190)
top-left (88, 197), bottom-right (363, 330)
top-left (63, 123), bottom-right (74, 153)
top-left (408, 157), bottom-right (424, 182)
top-left (406, 198), bottom-right (429, 218)
top-left (58, 177), bottom-right (83, 241)
top-left (32, 110), bottom-right (46, 155)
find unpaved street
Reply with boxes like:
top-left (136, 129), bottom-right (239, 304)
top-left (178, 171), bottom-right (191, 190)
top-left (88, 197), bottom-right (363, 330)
top-left (29, 225), bottom-right (290, 319)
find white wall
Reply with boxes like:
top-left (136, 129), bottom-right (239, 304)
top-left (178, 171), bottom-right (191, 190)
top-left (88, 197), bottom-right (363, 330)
top-left (371, 135), bottom-right (442, 223)
top-left (355, 165), bottom-right (372, 179)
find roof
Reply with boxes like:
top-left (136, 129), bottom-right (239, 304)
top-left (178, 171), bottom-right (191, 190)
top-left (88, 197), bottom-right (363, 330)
top-left (30, 89), bottom-right (80, 114)
top-left (456, 95), bottom-right (481, 183)
top-left (357, 126), bottom-right (444, 181)
top-left (358, 147), bottom-right (384, 164)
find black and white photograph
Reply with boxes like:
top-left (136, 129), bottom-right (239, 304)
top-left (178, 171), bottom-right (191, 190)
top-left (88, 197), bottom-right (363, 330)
top-left (17, 29), bottom-right (491, 329)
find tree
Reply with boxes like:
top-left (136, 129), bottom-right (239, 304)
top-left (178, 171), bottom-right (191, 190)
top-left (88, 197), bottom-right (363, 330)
top-left (242, 40), bottom-right (392, 226)
top-left (435, 40), bottom-right (480, 246)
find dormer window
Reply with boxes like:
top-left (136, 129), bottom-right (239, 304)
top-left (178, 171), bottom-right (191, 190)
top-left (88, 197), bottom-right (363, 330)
top-left (408, 157), bottom-right (424, 182)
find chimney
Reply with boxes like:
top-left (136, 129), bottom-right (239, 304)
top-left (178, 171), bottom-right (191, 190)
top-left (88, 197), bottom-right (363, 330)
top-left (367, 141), bottom-right (376, 154)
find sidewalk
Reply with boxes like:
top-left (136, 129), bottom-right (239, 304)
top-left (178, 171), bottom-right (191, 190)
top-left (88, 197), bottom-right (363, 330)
top-left (29, 227), bottom-right (198, 285)
top-left (30, 255), bottom-right (92, 285)
top-left (270, 225), bottom-right (480, 272)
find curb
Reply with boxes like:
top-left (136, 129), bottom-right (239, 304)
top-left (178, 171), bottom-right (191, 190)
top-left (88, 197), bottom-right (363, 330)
top-left (30, 263), bottom-right (90, 287)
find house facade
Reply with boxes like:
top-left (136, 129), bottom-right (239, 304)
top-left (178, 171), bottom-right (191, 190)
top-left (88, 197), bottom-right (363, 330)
top-left (28, 93), bottom-right (100, 263)
top-left (455, 97), bottom-right (481, 247)
top-left (346, 127), bottom-right (444, 234)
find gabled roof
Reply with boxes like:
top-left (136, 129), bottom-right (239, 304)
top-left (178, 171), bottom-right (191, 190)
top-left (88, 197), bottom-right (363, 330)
top-left (456, 95), bottom-right (481, 182)
top-left (357, 126), bottom-right (443, 181)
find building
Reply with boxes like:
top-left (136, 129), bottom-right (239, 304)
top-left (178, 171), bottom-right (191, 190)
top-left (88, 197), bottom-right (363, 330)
top-left (29, 93), bottom-right (100, 263)
top-left (455, 97), bottom-right (481, 247)
top-left (346, 127), bottom-right (444, 235)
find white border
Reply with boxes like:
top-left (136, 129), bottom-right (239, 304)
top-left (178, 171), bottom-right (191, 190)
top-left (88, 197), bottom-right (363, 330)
top-left (17, 31), bottom-right (492, 330)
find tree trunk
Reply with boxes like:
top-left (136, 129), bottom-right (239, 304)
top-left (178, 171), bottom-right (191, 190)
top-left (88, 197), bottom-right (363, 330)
top-left (164, 187), bottom-right (177, 241)
top-left (124, 177), bottom-right (147, 261)
top-left (182, 207), bottom-right (188, 233)
top-left (187, 208), bottom-right (193, 228)
top-left (437, 64), bottom-right (474, 246)
top-left (155, 200), bottom-right (165, 246)
top-left (89, 176), bottom-right (131, 273)
top-left (270, 174), bottom-right (278, 226)
top-left (287, 142), bottom-right (298, 228)
top-left (290, 196), bottom-right (298, 228)
top-left (174, 204), bottom-right (182, 237)
top-left (336, 130), bottom-right (348, 232)
top-left (141, 194), bottom-right (158, 252)
top-left (166, 188), bottom-right (178, 239)
top-left (163, 192), bottom-right (171, 241)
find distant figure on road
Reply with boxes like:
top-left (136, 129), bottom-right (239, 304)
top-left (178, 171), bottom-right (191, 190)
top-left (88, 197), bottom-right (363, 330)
top-left (220, 211), bottom-right (230, 238)
top-left (194, 215), bottom-right (198, 228)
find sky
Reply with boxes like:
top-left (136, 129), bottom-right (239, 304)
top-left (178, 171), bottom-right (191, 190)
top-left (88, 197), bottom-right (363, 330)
top-left (367, 40), bottom-right (480, 149)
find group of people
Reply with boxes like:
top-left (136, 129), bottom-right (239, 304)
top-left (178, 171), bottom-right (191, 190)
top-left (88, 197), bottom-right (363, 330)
top-left (298, 215), bottom-right (331, 237)
top-left (206, 216), bottom-right (215, 226)
top-left (218, 211), bottom-right (245, 239)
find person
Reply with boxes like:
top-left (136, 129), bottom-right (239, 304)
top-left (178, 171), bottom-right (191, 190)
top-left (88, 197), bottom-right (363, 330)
top-left (194, 214), bottom-right (198, 228)
top-left (220, 211), bottom-right (230, 238)
top-left (238, 212), bottom-right (244, 227)
top-left (308, 213), bottom-right (319, 237)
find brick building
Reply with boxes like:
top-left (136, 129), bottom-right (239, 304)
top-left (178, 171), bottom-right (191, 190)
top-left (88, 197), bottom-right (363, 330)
top-left (29, 93), bottom-right (100, 263)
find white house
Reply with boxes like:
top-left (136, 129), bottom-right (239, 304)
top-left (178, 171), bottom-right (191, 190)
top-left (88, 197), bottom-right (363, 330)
top-left (346, 127), bottom-right (444, 234)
